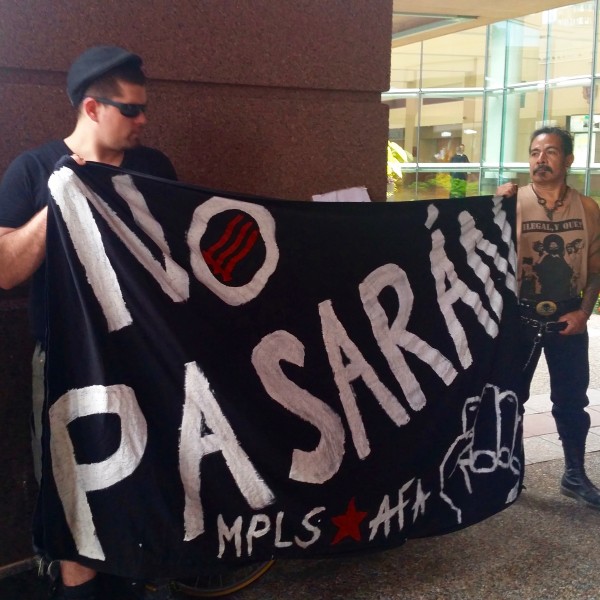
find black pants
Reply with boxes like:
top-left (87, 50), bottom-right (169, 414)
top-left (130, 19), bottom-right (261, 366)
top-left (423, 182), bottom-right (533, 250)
top-left (520, 320), bottom-right (591, 443)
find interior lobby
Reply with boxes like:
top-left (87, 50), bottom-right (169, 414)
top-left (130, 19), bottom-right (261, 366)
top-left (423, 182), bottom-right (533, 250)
top-left (386, 0), bottom-right (600, 202)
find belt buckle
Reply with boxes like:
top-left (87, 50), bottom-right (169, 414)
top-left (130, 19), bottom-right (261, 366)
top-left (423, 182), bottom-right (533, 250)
top-left (535, 300), bottom-right (557, 317)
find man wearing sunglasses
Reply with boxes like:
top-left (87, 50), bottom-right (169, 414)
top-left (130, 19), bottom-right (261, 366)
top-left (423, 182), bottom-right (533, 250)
top-left (0, 45), bottom-right (177, 599)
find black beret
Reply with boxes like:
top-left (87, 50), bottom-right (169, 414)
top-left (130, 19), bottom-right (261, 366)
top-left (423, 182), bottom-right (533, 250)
top-left (67, 45), bottom-right (143, 107)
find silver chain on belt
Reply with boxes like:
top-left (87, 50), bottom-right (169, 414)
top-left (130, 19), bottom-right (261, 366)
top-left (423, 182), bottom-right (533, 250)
top-left (520, 316), bottom-right (566, 371)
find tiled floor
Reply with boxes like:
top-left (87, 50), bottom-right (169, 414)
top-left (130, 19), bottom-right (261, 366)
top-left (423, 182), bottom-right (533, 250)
top-left (523, 387), bottom-right (600, 465)
top-left (522, 313), bottom-right (600, 465)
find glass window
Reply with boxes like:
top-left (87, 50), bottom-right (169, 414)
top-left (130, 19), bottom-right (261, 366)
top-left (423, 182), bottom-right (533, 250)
top-left (501, 170), bottom-right (531, 191)
top-left (393, 169), bottom-right (454, 202)
top-left (567, 170), bottom-right (588, 194)
top-left (483, 87), bottom-right (543, 166)
top-left (388, 95), bottom-right (419, 161)
top-left (588, 171), bottom-right (600, 203)
top-left (506, 88), bottom-right (545, 164)
top-left (388, 168), bottom-right (419, 202)
top-left (591, 123), bottom-right (600, 166)
top-left (505, 15), bottom-right (547, 86)
top-left (596, 3), bottom-right (600, 77)
top-left (480, 169), bottom-right (502, 196)
top-left (418, 94), bottom-right (483, 164)
top-left (385, 1), bottom-right (600, 201)
top-left (485, 22), bottom-right (508, 90)
top-left (548, 84), bottom-right (595, 167)
top-left (548, 84), bottom-right (592, 130)
top-left (547, 2), bottom-right (596, 80)
top-left (421, 28), bottom-right (487, 89)
top-left (482, 92), bottom-right (504, 167)
top-left (390, 42), bottom-right (422, 90)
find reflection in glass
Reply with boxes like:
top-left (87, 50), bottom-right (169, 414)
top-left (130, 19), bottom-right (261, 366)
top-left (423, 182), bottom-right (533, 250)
top-left (418, 95), bottom-right (482, 164)
top-left (505, 15), bottom-right (546, 86)
top-left (589, 172), bottom-right (600, 203)
top-left (501, 88), bottom-right (544, 164)
top-left (421, 29), bottom-right (486, 89)
top-left (547, 3), bottom-right (596, 80)
top-left (384, 1), bottom-right (600, 201)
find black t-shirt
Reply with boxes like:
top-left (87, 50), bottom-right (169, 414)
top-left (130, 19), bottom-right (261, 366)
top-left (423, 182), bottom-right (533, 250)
top-left (450, 153), bottom-right (469, 180)
top-left (0, 140), bottom-right (177, 342)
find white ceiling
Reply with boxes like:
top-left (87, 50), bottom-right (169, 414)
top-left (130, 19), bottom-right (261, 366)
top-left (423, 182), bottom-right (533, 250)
top-left (392, 0), bottom-right (578, 45)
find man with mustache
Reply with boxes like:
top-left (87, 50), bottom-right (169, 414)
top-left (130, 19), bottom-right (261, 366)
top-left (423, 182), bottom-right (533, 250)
top-left (497, 126), bottom-right (600, 510)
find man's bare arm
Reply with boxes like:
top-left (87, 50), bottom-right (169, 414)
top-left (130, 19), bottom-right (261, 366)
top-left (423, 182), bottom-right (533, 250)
top-left (580, 196), bottom-right (600, 319)
top-left (0, 206), bottom-right (47, 289)
top-left (580, 272), bottom-right (600, 318)
top-left (559, 273), bottom-right (600, 335)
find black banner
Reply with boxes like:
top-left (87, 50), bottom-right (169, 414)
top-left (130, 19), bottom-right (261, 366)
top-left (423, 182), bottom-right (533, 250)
top-left (41, 158), bottom-right (523, 579)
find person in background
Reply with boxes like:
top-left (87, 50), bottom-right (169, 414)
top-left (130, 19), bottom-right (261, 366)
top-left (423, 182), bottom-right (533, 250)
top-left (449, 143), bottom-right (469, 198)
top-left (0, 45), bottom-right (177, 600)
top-left (497, 126), bottom-right (600, 510)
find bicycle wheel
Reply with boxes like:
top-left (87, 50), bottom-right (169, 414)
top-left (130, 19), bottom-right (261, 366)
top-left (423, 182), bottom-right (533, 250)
top-left (171, 560), bottom-right (275, 598)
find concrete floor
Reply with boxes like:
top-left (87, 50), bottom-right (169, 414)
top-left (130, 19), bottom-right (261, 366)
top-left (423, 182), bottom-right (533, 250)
top-left (2, 317), bottom-right (600, 600)
top-left (238, 452), bottom-right (600, 600)
top-left (3, 454), bottom-right (599, 600)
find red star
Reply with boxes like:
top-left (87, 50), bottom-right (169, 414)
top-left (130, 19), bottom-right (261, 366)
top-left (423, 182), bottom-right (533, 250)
top-left (331, 497), bottom-right (368, 545)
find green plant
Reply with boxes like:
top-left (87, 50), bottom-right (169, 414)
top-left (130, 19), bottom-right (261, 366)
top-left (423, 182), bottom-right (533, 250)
top-left (426, 173), bottom-right (451, 191)
top-left (466, 181), bottom-right (479, 196)
top-left (387, 141), bottom-right (413, 199)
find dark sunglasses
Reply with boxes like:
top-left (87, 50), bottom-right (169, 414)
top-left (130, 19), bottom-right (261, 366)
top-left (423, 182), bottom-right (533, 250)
top-left (91, 97), bottom-right (147, 118)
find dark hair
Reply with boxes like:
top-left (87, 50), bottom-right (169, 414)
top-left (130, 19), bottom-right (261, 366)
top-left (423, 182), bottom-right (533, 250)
top-left (543, 233), bottom-right (565, 255)
top-left (529, 126), bottom-right (574, 156)
top-left (84, 63), bottom-right (146, 102)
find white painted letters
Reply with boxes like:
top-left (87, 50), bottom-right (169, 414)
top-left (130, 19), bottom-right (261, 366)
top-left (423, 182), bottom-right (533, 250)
top-left (49, 384), bottom-right (147, 560)
top-left (179, 362), bottom-right (274, 541)
top-left (360, 263), bottom-right (458, 409)
top-left (319, 299), bottom-right (408, 459)
top-left (251, 330), bottom-right (346, 483)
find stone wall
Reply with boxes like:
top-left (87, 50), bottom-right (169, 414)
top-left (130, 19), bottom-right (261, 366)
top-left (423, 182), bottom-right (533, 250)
top-left (0, 0), bottom-right (392, 200)
top-left (0, 287), bottom-right (36, 565)
top-left (0, 0), bottom-right (393, 565)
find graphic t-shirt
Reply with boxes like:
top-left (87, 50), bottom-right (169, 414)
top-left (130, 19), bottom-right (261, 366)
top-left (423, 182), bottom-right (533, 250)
top-left (518, 185), bottom-right (587, 301)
